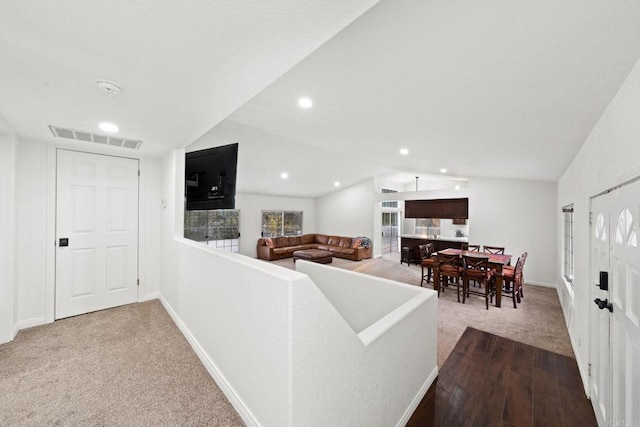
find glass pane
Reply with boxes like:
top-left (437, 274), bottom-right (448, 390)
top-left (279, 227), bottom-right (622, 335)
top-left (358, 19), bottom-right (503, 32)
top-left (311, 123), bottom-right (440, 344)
top-left (261, 211), bottom-right (282, 237)
top-left (283, 211), bottom-right (303, 236)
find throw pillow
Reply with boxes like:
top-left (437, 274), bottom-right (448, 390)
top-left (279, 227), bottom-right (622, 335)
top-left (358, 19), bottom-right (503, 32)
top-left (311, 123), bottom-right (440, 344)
top-left (352, 238), bottom-right (362, 248)
top-left (265, 238), bottom-right (274, 248)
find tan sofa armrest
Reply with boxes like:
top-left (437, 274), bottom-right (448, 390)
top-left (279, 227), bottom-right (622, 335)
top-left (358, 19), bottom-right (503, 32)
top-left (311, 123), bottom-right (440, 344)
top-left (257, 245), bottom-right (273, 260)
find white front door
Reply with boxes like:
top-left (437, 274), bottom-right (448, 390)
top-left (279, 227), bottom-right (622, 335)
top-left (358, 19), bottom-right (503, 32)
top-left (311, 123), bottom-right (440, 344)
top-left (589, 194), bottom-right (611, 425)
top-left (55, 150), bottom-right (139, 319)
top-left (609, 180), bottom-right (639, 425)
top-left (589, 178), bottom-right (640, 425)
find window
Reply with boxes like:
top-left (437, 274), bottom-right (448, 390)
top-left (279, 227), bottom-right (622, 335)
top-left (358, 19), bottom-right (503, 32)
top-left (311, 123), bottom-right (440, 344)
top-left (563, 204), bottom-right (574, 284)
top-left (184, 209), bottom-right (240, 253)
top-left (261, 211), bottom-right (303, 237)
top-left (415, 218), bottom-right (441, 236)
top-left (381, 188), bottom-right (398, 208)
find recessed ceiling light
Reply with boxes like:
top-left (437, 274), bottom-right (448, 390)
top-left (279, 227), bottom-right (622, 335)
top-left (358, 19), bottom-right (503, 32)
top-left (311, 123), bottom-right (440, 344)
top-left (440, 168), bottom-right (447, 174)
top-left (455, 185), bottom-right (461, 190)
top-left (334, 181), bottom-right (341, 187)
top-left (399, 148), bottom-right (409, 155)
top-left (99, 122), bottom-right (119, 133)
top-left (298, 97), bottom-right (313, 109)
top-left (280, 172), bottom-right (288, 179)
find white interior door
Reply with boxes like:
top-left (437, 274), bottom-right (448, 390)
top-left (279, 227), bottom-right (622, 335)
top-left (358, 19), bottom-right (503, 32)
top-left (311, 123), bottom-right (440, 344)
top-left (590, 178), bottom-right (640, 425)
top-left (590, 194), bottom-right (611, 425)
top-left (55, 150), bottom-right (139, 319)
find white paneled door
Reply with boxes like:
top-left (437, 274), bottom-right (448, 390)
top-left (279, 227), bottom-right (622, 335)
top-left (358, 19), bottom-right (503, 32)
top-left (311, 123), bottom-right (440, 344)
top-left (55, 150), bottom-right (139, 319)
top-left (590, 178), bottom-right (640, 426)
top-left (590, 194), bottom-right (611, 425)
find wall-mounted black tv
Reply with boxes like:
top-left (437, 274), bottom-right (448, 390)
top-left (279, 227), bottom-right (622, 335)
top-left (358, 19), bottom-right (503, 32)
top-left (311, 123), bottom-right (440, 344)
top-left (185, 143), bottom-right (238, 210)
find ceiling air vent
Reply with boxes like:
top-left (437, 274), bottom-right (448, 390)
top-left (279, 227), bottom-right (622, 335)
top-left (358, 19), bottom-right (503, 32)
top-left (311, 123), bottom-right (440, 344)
top-left (48, 125), bottom-right (142, 150)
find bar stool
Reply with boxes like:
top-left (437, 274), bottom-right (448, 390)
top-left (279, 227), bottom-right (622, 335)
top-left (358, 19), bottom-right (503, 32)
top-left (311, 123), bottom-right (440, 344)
top-left (401, 246), bottom-right (417, 266)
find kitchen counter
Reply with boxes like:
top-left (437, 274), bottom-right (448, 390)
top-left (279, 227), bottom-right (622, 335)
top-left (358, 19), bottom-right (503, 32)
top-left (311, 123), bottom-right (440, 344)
top-left (400, 235), bottom-right (468, 243)
top-left (400, 235), bottom-right (468, 252)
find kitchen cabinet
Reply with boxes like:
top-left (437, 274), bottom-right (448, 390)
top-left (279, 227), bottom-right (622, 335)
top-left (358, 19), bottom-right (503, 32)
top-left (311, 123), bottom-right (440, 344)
top-left (405, 198), bottom-right (468, 219)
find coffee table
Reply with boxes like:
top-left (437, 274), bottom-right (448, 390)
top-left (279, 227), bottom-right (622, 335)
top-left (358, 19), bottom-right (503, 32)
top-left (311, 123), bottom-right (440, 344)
top-left (292, 249), bottom-right (333, 264)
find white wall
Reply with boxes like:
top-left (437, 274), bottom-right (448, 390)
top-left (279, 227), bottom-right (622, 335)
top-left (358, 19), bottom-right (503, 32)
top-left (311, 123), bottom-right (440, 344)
top-left (0, 135), bottom-right (17, 343)
top-left (15, 139), bottom-right (48, 327)
top-left (235, 193), bottom-right (315, 257)
top-left (469, 177), bottom-right (557, 286)
top-left (293, 261), bottom-right (438, 426)
top-left (557, 56), bottom-right (640, 390)
top-left (315, 178), bottom-right (375, 238)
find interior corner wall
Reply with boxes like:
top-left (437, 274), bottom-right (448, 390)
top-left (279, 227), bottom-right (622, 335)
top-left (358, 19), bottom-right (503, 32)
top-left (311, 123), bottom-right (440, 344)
top-left (557, 55), bottom-right (640, 388)
top-left (0, 135), bottom-right (17, 343)
top-left (15, 138), bottom-right (48, 326)
top-left (468, 177), bottom-right (557, 286)
top-left (235, 193), bottom-right (315, 257)
top-left (315, 178), bottom-right (375, 240)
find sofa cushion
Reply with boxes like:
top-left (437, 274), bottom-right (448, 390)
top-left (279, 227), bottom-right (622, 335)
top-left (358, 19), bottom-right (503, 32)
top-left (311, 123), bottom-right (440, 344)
top-left (273, 247), bottom-right (290, 254)
top-left (315, 234), bottom-right (329, 244)
top-left (300, 234), bottom-right (315, 245)
top-left (275, 236), bottom-right (290, 248)
top-left (288, 236), bottom-right (301, 246)
top-left (316, 244), bottom-right (330, 251)
top-left (336, 247), bottom-right (355, 255)
top-left (339, 237), bottom-right (352, 248)
top-left (327, 236), bottom-right (342, 246)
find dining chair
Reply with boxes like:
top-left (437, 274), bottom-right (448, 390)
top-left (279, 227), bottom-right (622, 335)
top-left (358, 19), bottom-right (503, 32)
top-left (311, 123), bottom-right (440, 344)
top-left (436, 253), bottom-right (463, 301)
top-left (518, 252), bottom-right (528, 299)
top-left (419, 243), bottom-right (435, 286)
top-left (462, 254), bottom-right (493, 309)
top-left (461, 243), bottom-right (480, 252)
top-left (483, 245), bottom-right (505, 254)
top-left (502, 255), bottom-right (523, 308)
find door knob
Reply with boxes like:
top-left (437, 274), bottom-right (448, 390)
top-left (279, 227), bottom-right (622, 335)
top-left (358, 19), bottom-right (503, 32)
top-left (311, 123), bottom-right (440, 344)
top-left (59, 238), bottom-right (69, 247)
top-left (594, 298), bottom-right (613, 312)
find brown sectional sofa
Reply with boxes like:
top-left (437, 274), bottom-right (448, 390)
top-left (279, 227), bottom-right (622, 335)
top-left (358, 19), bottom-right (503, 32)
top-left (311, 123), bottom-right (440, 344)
top-left (257, 234), bottom-right (371, 261)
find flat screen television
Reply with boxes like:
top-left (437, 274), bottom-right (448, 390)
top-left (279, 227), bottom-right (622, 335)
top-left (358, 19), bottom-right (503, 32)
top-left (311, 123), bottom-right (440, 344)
top-left (185, 143), bottom-right (238, 210)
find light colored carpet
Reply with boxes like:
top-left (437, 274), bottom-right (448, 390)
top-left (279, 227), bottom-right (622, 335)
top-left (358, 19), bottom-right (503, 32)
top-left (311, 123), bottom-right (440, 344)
top-left (271, 256), bottom-right (574, 367)
top-left (0, 300), bottom-right (243, 426)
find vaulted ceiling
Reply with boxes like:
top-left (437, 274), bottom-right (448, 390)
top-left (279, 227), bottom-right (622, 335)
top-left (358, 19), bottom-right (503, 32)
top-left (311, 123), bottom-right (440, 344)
top-left (3, 0), bottom-right (640, 197)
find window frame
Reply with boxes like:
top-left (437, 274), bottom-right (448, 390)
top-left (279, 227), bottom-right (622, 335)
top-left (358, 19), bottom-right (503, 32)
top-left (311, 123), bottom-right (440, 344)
top-left (184, 209), bottom-right (241, 253)
top-left (562, 204), bottom-right (574, 285)
top-left (261, 210), bottom-right (303, 237)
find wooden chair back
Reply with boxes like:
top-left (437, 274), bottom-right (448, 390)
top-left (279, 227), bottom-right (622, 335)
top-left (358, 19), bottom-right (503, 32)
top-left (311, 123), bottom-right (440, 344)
top-left (462, 243), bottom-right (480, 252)
top-left (483, 245), bottom-right (505, 254)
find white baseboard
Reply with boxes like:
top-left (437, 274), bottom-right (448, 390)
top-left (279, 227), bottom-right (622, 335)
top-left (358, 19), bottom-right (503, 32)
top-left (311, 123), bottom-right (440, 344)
top-left (396, 365), bottom-right (439, 427)
top-left (13, 316), bottom-right (47, 337)
top-left (140, 292), bottom-right (159, 302)
top-left (158, 295), bottom-right (261, 427)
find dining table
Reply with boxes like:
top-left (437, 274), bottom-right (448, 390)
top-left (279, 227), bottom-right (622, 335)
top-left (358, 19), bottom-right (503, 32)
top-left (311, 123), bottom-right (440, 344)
top-left (432, 248), bottom-right (512, 307)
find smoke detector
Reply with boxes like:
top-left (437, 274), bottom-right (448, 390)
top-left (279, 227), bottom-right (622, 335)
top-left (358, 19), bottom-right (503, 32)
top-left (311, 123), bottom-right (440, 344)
top-left (96, 79), bottom-right (122, 95)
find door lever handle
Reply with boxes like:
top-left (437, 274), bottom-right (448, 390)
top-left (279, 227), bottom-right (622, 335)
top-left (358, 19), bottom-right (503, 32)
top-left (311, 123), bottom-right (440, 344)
top-left (594, 298), bottom-right (613, 312)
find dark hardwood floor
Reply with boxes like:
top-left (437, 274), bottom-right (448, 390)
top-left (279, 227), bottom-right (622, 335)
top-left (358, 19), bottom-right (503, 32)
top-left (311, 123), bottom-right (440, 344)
top-left (407, 327), bottom-right (597, 426)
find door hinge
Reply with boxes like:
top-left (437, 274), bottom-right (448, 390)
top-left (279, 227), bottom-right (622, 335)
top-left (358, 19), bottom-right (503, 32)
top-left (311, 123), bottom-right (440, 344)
top-left (138, 170), bottom-right (140, 177)
top-left (137, 278), bottom-right (140, 286)
top-left (589, 212), bottom-right (592, 225)
top-left (588, 363), bottom-right (592, 377)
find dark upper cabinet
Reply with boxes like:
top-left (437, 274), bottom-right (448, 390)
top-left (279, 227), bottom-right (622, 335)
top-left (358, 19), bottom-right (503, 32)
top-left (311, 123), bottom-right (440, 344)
top-left (405, 198), bottom-right (468, 219)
